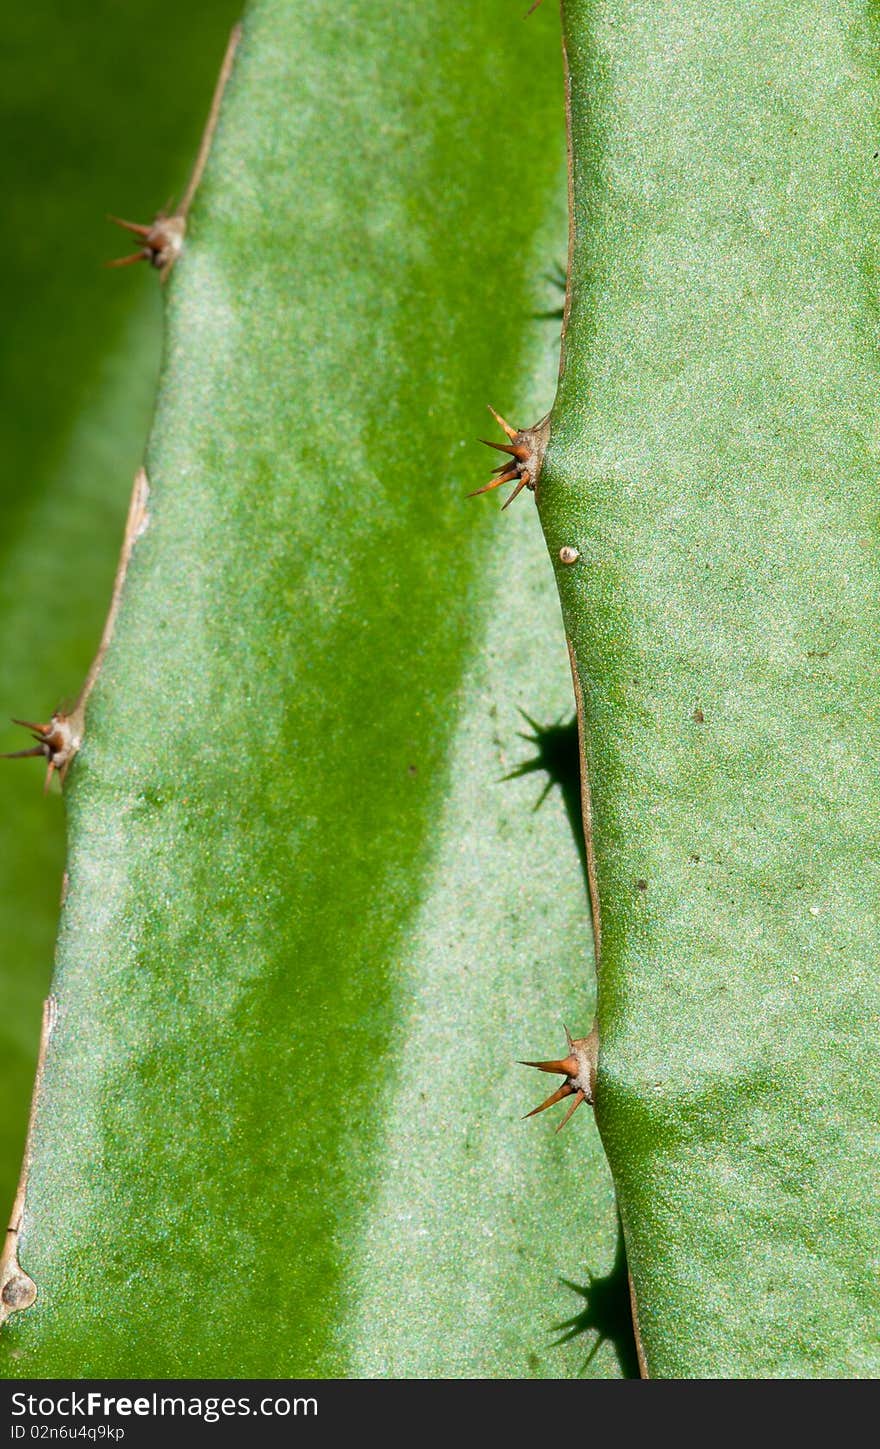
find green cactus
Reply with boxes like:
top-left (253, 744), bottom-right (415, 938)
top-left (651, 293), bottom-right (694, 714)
top-left (3, 0), bottom-right (877, 1381)
top-left (534, 0), bottom-right (880, 1376)
top-left (0, 0), bottom-right (631, 1379)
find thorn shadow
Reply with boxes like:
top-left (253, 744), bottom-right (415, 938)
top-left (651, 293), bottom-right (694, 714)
top-left (506, 714), bottom-right (639, 1376)
top-left (553, 1223), bottom-right (640, 1377)
top-left (534, 261), bottom-right (566, 321)
top-left (504, 710), bottom-right (587, 888)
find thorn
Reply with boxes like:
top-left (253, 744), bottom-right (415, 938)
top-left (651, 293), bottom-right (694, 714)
top-left (500, 471), bottom-right (531, 510)
top-left (487, 404), bottom-right (518, 440)
top-left (467, 472), bottom-right (517, 499)
top-left (3, 713), bottom-right (79, 791)
top-left (107, 214), bottom-right (152, 238)
top-left (555, 1089), bottom-right (586, 1132)
top-left (520, 1025), bottom-right (597, 1129)
top-left (471, 412), bottom-right (549, 510)
top-left (106, 213), bottom-right (185, 276)
top-left (519, 1056), bottom-right (580, 1077)
top-left (480, 439), bottom-right (529, 461)
top-left (524, 1082), bottom-right (574, 1119)
top-left (104, 251), bottom-right (151, 268)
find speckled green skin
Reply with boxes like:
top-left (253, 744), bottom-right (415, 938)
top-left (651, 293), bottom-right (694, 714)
top-left (0, 0), bottom-right (242, 1221)
top-left (540, 0), bottom-right (880, 1376)
top-left (0, 1), bottom-right (635, 1380)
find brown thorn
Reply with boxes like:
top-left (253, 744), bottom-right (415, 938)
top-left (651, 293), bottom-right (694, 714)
top-left (107, 215), bottom-right (152, 238)
top-left (11, 719), bottom-right (49, 734)
top-left (524, 1082), bottom-right (574, 1120)
top-left (467, 473), bottom-right (516, 499)
top-left (487, 404), bottom-right (518, 440)
top-left (520, 1056), bottom-right (580, 1076)
top-left (491, 441), bottom-right (529, 462)
top-left (555, 1089), bottom-right (586, 1132)
top-left (43, 761), bottom-right (55, 795)
top-left (104, 251), bottom-right (150, 268)
top-left (478, 437), bottom-right (519, 454)
top-left (0, 747), bottom-right (46, 761)
top-left (501, 471), bottom-right (531, 511)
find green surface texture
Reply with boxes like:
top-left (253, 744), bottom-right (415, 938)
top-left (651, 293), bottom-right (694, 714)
top-left (540, 0), bottom-right (880, 1377)
top-left (0, 0), bottom-right (242, 1214)
top-left (2, 1), bottom-right (635, 1378)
